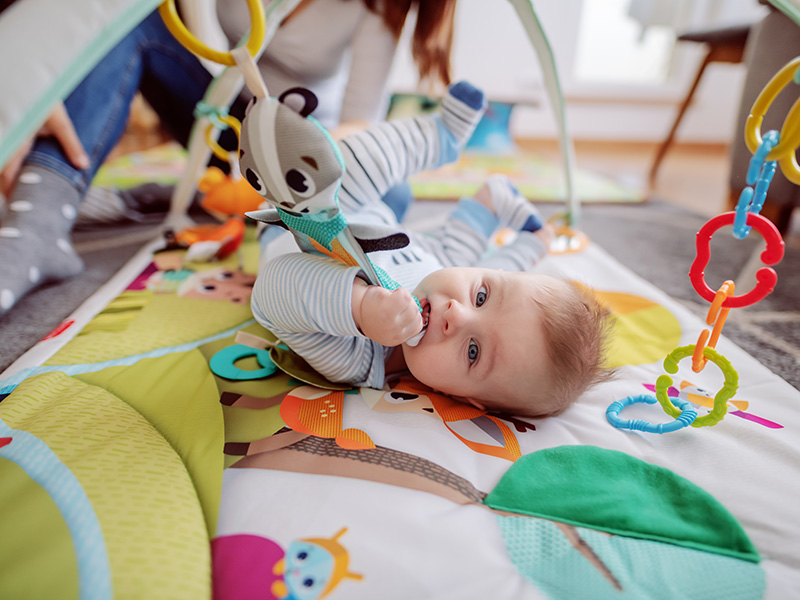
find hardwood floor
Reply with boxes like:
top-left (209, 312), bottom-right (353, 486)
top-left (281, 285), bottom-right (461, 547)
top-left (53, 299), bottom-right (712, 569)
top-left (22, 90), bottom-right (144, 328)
top-left (519, 138), bottom-right (799, 250)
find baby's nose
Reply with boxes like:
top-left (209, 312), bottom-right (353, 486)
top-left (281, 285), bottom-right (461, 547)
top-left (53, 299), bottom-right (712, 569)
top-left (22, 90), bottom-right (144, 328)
top-left (443, 300), bottom-right (467, 334)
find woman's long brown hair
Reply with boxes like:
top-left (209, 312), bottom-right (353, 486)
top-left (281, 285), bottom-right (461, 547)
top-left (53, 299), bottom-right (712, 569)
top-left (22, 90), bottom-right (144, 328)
top-left (362, 0), bottom-right (456, 86)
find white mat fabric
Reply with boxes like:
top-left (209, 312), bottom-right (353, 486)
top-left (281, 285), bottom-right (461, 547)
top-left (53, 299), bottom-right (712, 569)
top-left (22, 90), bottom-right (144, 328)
top-left (216, 242), bottom-right (800, 599)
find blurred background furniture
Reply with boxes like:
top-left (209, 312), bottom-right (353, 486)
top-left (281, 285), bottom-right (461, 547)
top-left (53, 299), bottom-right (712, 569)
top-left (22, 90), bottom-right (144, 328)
top-left (648, 22), bottom-right (751, 190)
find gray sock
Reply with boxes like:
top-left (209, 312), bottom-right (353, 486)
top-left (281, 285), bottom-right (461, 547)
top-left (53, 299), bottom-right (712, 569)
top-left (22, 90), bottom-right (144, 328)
top-left (0, 164), bottom-right (84, 315)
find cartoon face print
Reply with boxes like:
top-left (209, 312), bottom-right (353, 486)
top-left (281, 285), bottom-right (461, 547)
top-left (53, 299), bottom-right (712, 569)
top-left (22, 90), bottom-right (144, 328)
top-left (239, 88), bottom-right (344, 215)
top-left (179, 268), bottom-right (256, 304)
top-left (283, 541), bottom-right (334, 600)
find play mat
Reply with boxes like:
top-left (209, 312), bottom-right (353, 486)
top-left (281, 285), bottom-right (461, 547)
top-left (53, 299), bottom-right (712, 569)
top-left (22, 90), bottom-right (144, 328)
top-left (2, 0), bottom-right (799, 597)
top-left (1, 223), bottom-right (799, 599)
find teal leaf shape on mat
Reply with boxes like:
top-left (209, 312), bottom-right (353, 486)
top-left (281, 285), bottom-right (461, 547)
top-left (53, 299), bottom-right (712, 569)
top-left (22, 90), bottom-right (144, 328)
top-left (484, 445), bottom-right (759, 562)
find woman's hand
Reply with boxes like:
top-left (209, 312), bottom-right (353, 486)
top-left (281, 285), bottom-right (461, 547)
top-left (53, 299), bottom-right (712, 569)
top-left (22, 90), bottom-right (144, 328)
top-left (351, 278), bottom-right (423, 347)
top-left (1, 102), bottom-right (89, 198)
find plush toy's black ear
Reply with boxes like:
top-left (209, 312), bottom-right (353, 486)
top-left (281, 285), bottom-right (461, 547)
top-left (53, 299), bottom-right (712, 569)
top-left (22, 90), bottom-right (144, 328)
top-left (278, 87), bottom-right (319, 118)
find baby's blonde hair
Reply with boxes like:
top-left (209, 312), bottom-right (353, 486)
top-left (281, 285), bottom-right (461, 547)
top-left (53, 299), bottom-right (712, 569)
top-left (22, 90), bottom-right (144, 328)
top-left (529, 280), bottom-right (614, 417)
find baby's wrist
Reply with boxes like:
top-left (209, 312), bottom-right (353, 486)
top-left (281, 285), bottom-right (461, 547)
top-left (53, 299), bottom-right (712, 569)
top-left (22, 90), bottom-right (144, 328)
top-left (351, 277), bottom-right (369, 332)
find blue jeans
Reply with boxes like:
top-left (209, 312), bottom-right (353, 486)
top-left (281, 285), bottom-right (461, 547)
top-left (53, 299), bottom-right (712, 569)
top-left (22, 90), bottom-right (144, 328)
top-left (26, 11), bottom-right (213, 195)
top-left (25, 10), bottom-right (412, 222)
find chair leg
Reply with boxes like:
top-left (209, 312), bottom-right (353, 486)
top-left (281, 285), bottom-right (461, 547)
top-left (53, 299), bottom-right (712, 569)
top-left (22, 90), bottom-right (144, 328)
top-left (648, 49), bottom-right (713, 191)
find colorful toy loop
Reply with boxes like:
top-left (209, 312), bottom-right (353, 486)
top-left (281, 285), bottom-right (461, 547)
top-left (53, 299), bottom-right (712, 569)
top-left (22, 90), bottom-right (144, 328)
top-left (209, 344), bottom-right (277, 380)
top-left (692, 280), bottom-right (734, 372)
top-left (657, 345), bottom-right (738, 428)
top-left (689, 211), bottom-right (784, 308)
top-left (734, 131), bottom-right (779, 239)
top-left (744, 56), bottom-right (800, 163)
top-left (606, 394), bottom-right (697, 434)
top-left (204, 115), bottom-right (243, 162)
top-left (158, 0), bottom-right (265, 66)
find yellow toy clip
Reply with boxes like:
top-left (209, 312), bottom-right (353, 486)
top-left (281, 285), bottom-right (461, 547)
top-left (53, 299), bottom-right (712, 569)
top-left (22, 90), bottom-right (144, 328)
top-left (204, 115), bottom-right (242, 162)
top-left (158, 0), bottom-right (265, 65)
top-left (744, 56), bottom-right (800, 184)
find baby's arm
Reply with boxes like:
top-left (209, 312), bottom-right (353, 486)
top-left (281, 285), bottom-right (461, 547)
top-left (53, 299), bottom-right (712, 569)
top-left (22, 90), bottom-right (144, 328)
top-left (250, 252), bottom-right (388, 387)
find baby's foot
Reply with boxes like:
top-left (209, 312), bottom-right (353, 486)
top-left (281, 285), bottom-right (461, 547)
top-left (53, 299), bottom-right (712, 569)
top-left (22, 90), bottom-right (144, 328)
top-left (478, 174), bottom-right (544, 233)
top-left (440, 81), bottom-right (487, 147)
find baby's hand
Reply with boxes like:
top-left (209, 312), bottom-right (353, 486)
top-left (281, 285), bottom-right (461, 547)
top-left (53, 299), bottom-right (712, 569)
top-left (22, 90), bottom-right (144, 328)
top-left (352, 279), bottom-right (422, 347)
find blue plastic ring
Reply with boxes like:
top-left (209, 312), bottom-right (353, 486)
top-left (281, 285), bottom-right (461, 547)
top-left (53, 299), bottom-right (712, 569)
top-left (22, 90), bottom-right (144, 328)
top-left (606, 394), bottom-right (697, 434)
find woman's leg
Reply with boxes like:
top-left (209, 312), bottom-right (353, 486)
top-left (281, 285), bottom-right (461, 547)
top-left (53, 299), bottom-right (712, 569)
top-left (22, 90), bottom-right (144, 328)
top-left (0, 11), bottom-right (212, 315)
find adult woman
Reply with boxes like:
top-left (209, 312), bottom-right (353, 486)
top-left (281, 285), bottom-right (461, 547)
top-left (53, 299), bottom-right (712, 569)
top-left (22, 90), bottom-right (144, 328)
top-left (0, 0), bottom-right (458, 315)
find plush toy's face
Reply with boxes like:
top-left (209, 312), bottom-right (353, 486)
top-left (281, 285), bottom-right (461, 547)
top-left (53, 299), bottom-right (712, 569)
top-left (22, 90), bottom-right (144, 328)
top-left (239, 89), bottom-right (344, 215)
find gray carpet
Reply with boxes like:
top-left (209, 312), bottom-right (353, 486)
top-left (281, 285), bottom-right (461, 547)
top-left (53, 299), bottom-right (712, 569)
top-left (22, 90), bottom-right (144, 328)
top-left (1, 200), bottom-right (798, 391)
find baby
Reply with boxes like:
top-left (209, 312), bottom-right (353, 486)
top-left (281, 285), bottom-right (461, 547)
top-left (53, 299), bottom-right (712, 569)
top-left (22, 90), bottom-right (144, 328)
top-left (252, 175), bottom-right (613, 418)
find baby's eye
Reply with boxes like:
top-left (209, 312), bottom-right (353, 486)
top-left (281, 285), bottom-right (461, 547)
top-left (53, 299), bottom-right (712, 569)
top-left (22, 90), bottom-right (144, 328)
top-left (476, 286), bottom-right (487, 307)
top-left (468, 340), bottom-right (479, 364)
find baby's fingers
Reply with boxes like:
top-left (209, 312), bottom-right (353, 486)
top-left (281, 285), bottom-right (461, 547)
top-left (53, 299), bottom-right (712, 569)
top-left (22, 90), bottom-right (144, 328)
top-left (390, 288), bottom-right (422, 324)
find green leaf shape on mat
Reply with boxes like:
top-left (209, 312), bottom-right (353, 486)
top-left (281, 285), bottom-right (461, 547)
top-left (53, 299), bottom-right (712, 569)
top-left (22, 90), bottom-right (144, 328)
top-left (0, 458), bottom-right (79, 599)
top-left (76, 349), bottom-right (224, 537)
top-left (484, 445), bottom-right (759, 563)
top-left (0, 372), bottom-right (210, 599)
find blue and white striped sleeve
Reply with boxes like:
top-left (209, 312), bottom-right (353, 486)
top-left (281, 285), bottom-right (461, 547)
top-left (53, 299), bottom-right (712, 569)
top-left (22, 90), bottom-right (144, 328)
top-left (250, 252), bottom-right (388, 387)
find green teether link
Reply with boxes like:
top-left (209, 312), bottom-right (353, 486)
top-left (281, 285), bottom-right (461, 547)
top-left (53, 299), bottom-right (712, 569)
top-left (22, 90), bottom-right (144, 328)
top-left (655, 345), bottom-right (738, 427)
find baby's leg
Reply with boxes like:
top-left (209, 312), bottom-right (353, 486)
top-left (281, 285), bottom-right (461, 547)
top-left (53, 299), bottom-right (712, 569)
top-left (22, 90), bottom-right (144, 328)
top-left (475, 174), bottom-right (544, 233)
top-left (410, 175), bottom-right (545, 268)
top-left (0, 165), bottom-right (84, 315)
top-left (336, 81), bottom-right (486, 215)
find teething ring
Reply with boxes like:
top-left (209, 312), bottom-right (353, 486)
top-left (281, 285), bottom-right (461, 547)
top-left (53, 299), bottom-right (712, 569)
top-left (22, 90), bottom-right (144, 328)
top-left (209, 343), bottom-right (277, 380)
top-left (159, 0), bottom-right (265, 65)
top-left (657, 345), bottom-right (739, 427)
top-left (689, 212), bottom-right (784, 308)
top-left (745, 56), bottom-right (800, 160)
top-left (606, 394), bottom-right (697, 434)
top-left (204, 115), bottom-right (242, 161)
top-left (692, 280), bottom-right (734, 372)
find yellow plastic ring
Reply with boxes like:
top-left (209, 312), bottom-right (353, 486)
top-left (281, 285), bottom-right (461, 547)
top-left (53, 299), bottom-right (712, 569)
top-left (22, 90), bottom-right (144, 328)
top-left (158, 0), bottom-right (265, 66)
top-left (744, 56), bottom-right (800, 160)
top-left (778, 146), bottom-right (800, 185)
top-left (203, 115), bottom-right (242, 161)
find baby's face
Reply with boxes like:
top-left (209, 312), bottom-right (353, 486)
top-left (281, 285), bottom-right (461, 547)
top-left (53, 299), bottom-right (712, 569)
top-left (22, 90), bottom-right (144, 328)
top-left (402, 267), bottom-right (559, 411)
top-left (183, 269), bottom-right (256, 304)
